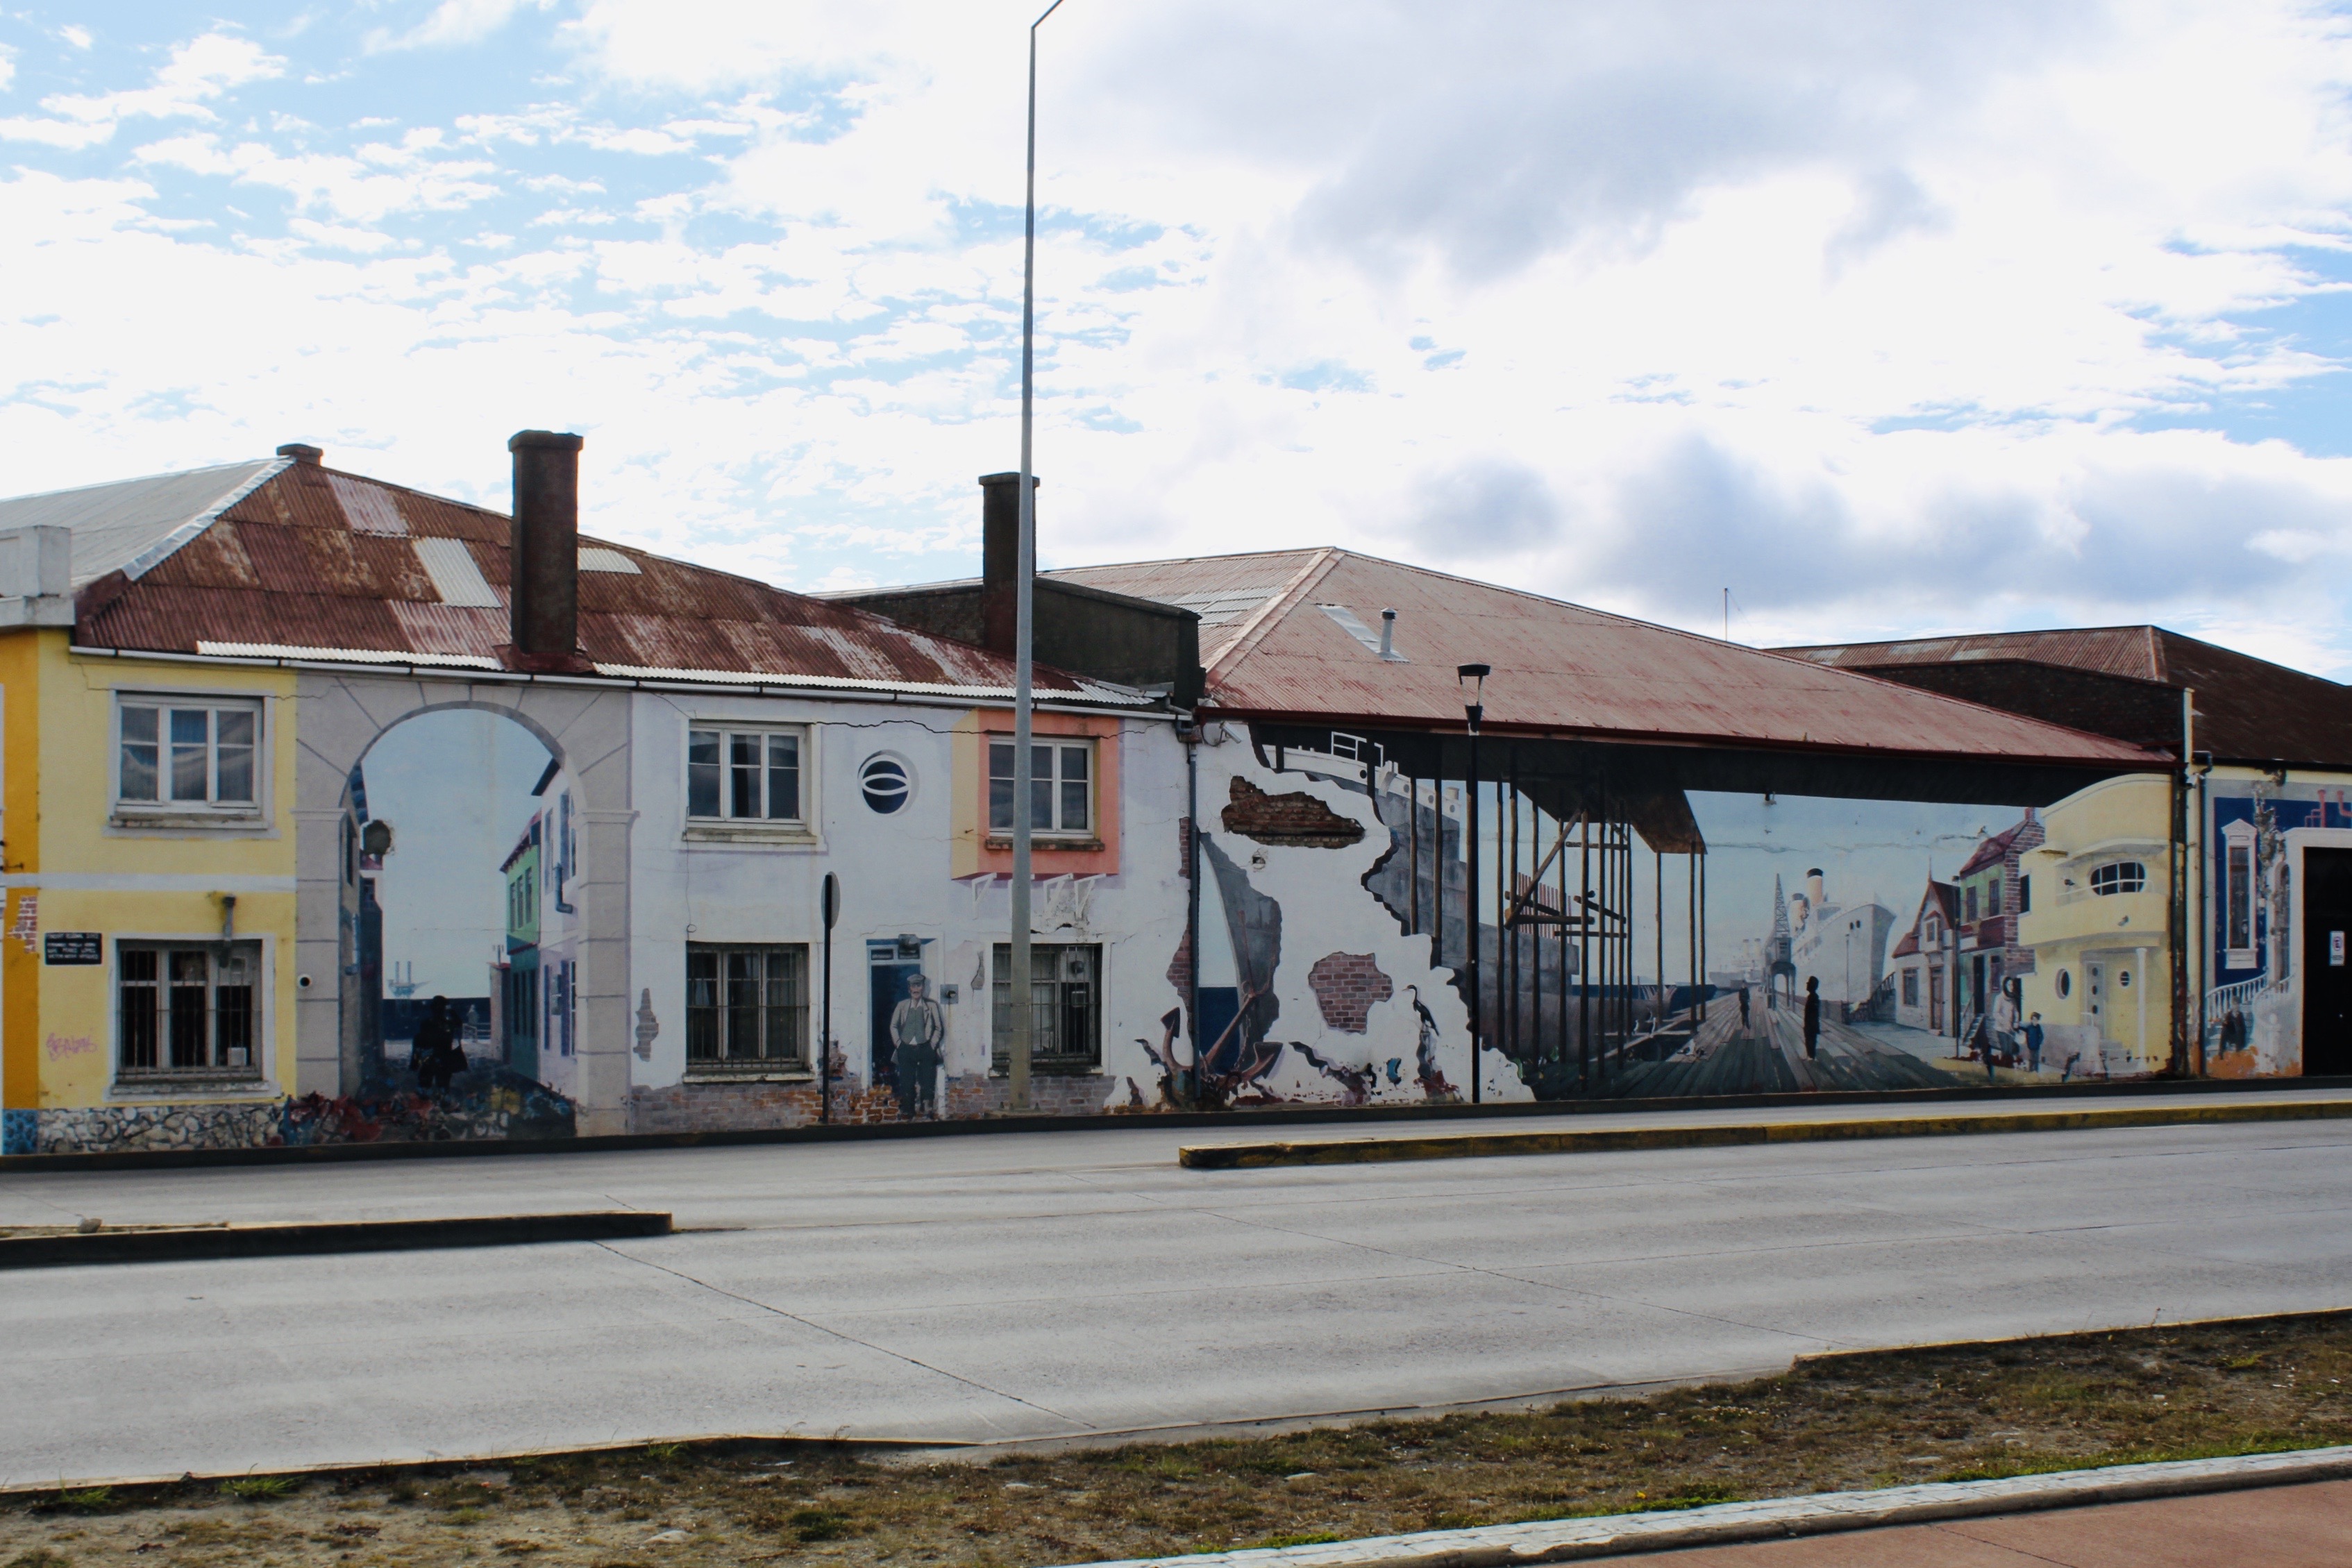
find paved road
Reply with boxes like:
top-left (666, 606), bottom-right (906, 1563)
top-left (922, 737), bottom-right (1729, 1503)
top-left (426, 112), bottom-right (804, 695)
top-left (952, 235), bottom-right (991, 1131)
top-left (7, 1094), bottom-right (2352, 1487)
top-left (1611, 1478), bottom-right (2352, 1565)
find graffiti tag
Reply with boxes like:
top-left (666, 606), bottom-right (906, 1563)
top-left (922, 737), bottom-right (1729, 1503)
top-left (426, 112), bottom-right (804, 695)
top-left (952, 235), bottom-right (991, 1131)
top-left (44, 1033), bottom-right (95, 1060)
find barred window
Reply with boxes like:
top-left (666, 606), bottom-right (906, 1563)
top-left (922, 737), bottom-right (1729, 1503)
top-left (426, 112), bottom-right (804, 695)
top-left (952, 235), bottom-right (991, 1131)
top-left (118, 698), bottom-right (259, 809)
top-left (687, 728), bottom-right (803, 823)
top-left (118, 941), bottom-right (261, 1077)
top-left (686, 943), bottom-right (810, 1068)
top-left (991, 943), bottom-right (1100, 1070)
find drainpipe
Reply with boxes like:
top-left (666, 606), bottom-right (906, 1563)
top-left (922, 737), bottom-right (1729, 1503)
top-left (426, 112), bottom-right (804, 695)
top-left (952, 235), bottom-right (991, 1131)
top-left (2169, 688), bottom-right (2192, 1076)
top-left (1182, 716), bottom-right (1201, 1107)
top-left (2195, 755), bottom-right (2211, 1074)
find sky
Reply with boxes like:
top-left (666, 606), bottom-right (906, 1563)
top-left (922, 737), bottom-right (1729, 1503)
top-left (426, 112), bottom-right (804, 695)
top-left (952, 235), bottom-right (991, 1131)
top-left (5, 2), bottom-right (2352, 675)
top-left (362, 707), bottom-right (550, 997)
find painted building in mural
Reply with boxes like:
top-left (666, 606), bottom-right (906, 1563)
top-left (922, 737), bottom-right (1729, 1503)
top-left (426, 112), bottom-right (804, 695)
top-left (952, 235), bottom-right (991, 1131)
top-left (6, 445), bottom-right (2349, 1156)
top-left (1788, 629), bottom-right (2352, 1085)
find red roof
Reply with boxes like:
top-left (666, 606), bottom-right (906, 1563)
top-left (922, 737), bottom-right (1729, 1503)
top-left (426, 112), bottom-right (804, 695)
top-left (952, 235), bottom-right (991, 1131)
top-left (62, 458), bottom-right (1117, 701)
top-left (1054, 549), bottom-right (2162, 767)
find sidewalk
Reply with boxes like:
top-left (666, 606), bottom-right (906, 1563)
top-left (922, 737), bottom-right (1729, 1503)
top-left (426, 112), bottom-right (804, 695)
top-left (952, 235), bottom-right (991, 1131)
top-left (1614, 1478), bottom-right (2351, 1565)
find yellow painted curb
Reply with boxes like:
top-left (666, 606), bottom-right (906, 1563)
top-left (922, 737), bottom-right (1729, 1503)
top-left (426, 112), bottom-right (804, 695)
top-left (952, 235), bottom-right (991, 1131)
top-left (1177, 1098), bottom-right (2352, 1169)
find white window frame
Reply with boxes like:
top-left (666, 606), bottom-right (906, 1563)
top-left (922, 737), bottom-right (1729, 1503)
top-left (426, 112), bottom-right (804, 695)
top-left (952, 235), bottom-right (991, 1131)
top-left (2222, 820), bottom-right (2258, 968)
top-left (682, 721), bottom-right (815, 843)
top-left (684, 941), bottom-right (813, 1077)
top-left (988, 736), bottom-right (1097, 841)
top-left (111, 690), bottom-right (268, 828)
top-left (2090, 860), bottom-right (2147, 897)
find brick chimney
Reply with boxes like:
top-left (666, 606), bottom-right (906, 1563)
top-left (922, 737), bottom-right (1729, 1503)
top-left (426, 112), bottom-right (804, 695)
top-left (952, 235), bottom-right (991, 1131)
top-left (977, 471), bottom-right (1039, 658)
top-left (507, 430), bottom-right (587, 673)
top-left (276, 444), bottom-right (322, 466)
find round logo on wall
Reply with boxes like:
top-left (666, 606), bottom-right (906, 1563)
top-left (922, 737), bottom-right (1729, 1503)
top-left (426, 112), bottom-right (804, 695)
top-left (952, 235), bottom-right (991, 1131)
top-left (861, 755), bottom-right (911, 814)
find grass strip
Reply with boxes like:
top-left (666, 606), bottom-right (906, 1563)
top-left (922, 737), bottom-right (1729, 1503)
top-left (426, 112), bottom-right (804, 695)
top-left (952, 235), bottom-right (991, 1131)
top-left (10, 1309), bottom-right (2352, 1566)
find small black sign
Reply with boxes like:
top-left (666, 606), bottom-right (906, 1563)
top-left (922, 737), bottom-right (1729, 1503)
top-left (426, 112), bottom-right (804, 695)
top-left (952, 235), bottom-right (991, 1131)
top-left (43, 932), bottom-right (102, 966)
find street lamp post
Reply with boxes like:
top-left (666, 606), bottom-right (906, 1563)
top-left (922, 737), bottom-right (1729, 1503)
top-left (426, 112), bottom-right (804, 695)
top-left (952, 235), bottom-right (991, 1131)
top-left (1458, 664), bottom-right (1489, 1105)
top-left (1009, 0), bottom-right (1070, 1113)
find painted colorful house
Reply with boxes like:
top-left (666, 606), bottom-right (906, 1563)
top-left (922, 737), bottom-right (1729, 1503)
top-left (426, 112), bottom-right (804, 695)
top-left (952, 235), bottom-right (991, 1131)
top-left (1787, 627), bottom-right (2352, 1080)
top-left (2015, 774), bottom-right (2171, 1079)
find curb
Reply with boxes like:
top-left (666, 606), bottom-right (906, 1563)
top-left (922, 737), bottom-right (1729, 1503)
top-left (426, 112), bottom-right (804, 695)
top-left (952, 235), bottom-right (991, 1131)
top-left (7, 1075), bottom-right (2348, 1174)
top-left (1052, 1446), bottom-right (2352, 1567)
top-left (0, 1210), bottom-right (671, 1269)
top-left (1178, 1097), bottom-right (2352, 1168)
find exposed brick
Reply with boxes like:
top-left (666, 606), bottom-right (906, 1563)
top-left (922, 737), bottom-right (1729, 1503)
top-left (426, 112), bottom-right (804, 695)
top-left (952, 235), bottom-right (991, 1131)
top-left (1307, 951), bottom-right (1394, 1033)
top-left (1222, 777), bottom-right (1364, 848)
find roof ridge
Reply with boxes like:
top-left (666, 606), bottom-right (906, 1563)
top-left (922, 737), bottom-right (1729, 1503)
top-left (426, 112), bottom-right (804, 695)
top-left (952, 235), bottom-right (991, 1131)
top-left (121, 457), bottom-right (292, 582)
top-left (0, 457), bottom-right (278, 507)
top-left (1208, 548), bottom-right (1343, 679)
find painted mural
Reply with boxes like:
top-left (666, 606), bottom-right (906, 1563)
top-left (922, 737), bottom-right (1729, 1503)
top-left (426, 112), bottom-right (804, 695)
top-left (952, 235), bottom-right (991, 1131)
top-left (2202, 779), bottom-right (2352, 1079)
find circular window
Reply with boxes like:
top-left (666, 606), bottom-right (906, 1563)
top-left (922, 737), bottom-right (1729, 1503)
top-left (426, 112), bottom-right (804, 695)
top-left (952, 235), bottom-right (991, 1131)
top-left (2056, 969), bottom-right (2072, 999)
top-left (860, 755), bottom-right (911, 814)
top-left (2118, 968), bottom-right (2132, 989)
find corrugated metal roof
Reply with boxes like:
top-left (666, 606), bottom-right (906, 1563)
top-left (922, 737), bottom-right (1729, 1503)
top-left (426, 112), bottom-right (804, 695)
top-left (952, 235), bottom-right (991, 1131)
top-left (1056, 548), bottom-right (2158, 767)
top-left (47, 457), bottom-right (1112, 702)
top-left (1783, 627), bottom-right (2352, 768)
top-left (0, 460), bottom-right (287, 587)
top-left (1050, 549), bottom-right (1332, 665)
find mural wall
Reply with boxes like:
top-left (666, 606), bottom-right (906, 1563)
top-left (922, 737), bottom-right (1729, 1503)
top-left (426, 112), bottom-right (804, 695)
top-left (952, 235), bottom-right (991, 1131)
top-left (2202, 775), bottom-right (2352, 1079)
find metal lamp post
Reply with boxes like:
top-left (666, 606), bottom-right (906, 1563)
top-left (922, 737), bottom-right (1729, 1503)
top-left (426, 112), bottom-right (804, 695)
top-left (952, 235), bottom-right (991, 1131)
top-left (1458, 663), bottom-right (1490, 1105)
top-left (1009, 0), bottom-right (1071, 1112)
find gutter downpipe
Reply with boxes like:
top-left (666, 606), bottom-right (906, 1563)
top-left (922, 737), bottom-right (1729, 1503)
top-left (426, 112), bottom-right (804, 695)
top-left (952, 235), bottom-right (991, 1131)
top-left (2196, 748), bottom-right (2212, 1077)
top-left (2170, 689), bottom-right (2192, 1077)
top-left (1184, 718), bottom-right (1202, 1106)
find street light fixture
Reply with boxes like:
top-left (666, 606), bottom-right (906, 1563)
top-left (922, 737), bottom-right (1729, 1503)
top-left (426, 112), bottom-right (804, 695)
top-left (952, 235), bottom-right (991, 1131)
top-left (1458, 662), bottom-right (1489, 1105)
top-left (1009, 0), bottom-right (1070, 1113)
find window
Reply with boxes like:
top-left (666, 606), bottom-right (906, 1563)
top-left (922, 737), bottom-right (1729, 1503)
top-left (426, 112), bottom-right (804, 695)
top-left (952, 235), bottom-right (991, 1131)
top-left (687, 727), bottom-right (803, 823)
top-left (2090, 861), bottom-right (2147, 897)
top-left (548, 958), bottom-right (576, 1057)
top-left (686, 944), bottom-right (809, 1069)
top-left (2019, 874), bottom-right (2031, 916)
top-left (117, 697), bottom-right (259, 811)
top-left (991, 943), bottom-right (1100, 1070)
top-left (861, 755), bottom-right (911, 814)
top-left (118, 941), bottom-right (260, 1077)
top-left (1988, 877), bottom-right (2003, 916)
top-left (989, 739), bottom-right (1093, 836)
top-left (2057, 968), bottom-right (2072, 1000)
top-left (1924, 916), bottom-right (1940, 945)
top-left (1901, 968), bottom-right (1919, 1007)
top-left (1965, 885), bottom-right (1979, 924)
top-left (2226, 841), bottom-right (2253, 954)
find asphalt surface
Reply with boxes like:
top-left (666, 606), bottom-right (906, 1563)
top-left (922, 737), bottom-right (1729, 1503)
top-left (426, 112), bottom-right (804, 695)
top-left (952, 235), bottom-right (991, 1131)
top-left (7, 1090), bottom-right (2352, 1487)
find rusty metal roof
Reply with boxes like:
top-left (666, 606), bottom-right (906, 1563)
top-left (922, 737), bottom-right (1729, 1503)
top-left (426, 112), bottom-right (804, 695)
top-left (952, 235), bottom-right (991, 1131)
top-left (1782, 627), bottom-right (2352, 769)
top-left (53, 457), bottom-right (1124, 702)
top-left (0, 460), bottom-right (287, 587)
top-left (1056, 548), bottom-right (2160, 768)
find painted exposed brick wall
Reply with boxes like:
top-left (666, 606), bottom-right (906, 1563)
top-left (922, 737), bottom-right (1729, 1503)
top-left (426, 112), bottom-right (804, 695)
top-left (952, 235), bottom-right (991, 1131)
top-left (1308, 951), bottom-right (1394, 1033)
top-left (1221, 777), bottom-right (1364, 848)
top-left (628, 1073), bottom-right (1114, 1131)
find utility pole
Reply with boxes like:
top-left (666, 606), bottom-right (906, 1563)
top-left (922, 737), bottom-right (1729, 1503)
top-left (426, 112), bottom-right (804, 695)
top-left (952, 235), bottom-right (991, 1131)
top-left (1010, 0), bottom-right (1070, 1111)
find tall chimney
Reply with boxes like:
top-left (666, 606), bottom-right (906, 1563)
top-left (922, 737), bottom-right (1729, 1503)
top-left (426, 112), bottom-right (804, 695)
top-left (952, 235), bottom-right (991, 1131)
top-left (509, 430), bottom-right (584, 668)
top-left (276, 443), bottom-right (323, 466)
top-left (977, 471), bottom-right (1039, 657)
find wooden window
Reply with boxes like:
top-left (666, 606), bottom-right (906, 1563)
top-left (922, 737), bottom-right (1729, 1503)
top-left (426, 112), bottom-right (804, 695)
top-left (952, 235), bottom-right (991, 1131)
top-left (991, 943), bottom-right (1100, 1070)
top-left (687, 728), bottom-right (804, 823)
top-left (117, 697), bottom-right (260, 811)
top-left (117, 941), bottom-right (261, 1079)
top-left (988, 739), bottom-right (1093, 836)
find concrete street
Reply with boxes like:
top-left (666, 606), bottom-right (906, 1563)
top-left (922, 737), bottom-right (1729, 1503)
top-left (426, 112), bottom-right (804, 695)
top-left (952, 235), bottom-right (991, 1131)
top-left (6, 1091), bottom-right (2352, 1487)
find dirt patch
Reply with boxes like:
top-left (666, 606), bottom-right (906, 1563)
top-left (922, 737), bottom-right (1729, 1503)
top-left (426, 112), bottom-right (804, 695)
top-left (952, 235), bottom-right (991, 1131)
top-left (10, 1311), bottom-right (2352, 1567)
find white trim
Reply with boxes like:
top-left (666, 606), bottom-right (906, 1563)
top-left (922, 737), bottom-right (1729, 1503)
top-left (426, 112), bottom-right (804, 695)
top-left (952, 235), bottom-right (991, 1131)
top-left (598, 661), bottom-right (1153, 705)
top-left (684, 720), bottom-right (814, 834)
top-left (2286, 827), bottom-right (2352, 1069)
top-left (104, 929), bottom-right (278, 1098)
top-left (196, 641), bottom-right (501, 669)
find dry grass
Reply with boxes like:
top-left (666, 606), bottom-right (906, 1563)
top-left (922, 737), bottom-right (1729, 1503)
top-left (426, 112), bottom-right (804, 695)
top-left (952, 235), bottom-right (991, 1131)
top-left (8, 1310), bottom-right (2352, 1567)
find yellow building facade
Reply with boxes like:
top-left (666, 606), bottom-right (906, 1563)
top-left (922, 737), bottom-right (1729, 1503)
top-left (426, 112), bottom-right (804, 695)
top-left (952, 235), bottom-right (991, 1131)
top-left (2015, 773), bottom-right (2173, 1079)
top-left (2, 625), bottom-right (300, 1153)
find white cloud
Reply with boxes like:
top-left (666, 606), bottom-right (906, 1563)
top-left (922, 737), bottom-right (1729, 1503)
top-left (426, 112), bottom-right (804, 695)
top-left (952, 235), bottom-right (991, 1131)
top-left (8, 1), bottom-right (2352, 679)
top-left (0, 32), bottom-right (283, 148)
